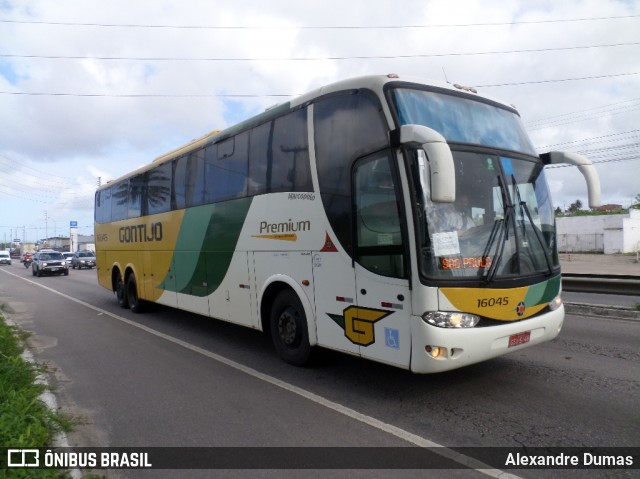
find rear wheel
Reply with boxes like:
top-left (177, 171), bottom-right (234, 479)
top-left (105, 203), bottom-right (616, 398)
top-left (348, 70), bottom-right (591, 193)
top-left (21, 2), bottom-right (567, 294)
top-left (126, 273), bottom-right (145, 313)
top-left (269, 289), bottom-right (312, 366)
top-left (116, 271), bottom-right (129, 309)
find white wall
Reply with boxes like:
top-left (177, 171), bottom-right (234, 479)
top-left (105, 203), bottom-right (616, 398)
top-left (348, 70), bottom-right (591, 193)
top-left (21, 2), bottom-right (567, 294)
top-left (556, 210), bottom-right (640, 254)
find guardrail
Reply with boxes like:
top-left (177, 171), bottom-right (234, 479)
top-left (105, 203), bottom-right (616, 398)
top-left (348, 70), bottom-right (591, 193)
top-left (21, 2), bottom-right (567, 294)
top-left (562, 273), bottom-right (640, 296)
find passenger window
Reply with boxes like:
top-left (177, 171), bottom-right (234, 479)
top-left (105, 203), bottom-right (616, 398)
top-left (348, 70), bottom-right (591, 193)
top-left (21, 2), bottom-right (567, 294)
top-left (128, 174), bottom-right (145, 218)
top-left (248, 122), bottom-right (271, 196)
top-left (314, 90), bottom-right (389, 253)
top-left (270, 109), bottom-right (312, 193)
top-left (111, 181), bottom-right (129, 221)
top-left (147, 162), bottom-right (172, 215)
top-left (95, 187), bottom-right (112, 223)
top-left (205, 131), bottom-right (249, 203)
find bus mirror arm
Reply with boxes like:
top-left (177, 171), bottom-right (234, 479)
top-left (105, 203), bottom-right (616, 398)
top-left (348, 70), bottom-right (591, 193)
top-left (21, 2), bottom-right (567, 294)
top-left (395, 125), bottom-right (456, 203)
top-left (540, 151), bottom-right (602, 208)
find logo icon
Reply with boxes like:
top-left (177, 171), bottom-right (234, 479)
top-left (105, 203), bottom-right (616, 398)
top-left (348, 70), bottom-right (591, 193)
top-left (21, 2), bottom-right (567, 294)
top-left (7, 449), bottom-right (40, 467)
top-left (328, 306), bottom-right (392, 346)
top-left (516, 301), bottom-right (526, 316)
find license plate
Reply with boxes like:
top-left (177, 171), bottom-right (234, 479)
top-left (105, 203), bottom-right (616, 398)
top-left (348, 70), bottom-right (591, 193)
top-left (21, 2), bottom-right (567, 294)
top-left (51, 268), bottom-right (59, 271)
top-left (508, 331), bottom-right (531, 348)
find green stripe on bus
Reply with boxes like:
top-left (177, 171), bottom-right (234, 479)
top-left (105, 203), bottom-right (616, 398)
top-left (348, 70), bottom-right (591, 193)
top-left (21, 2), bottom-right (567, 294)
top-left (523, 275), bottom-right (561, 306)
top-left (160, 197), bottom-right (253, 296)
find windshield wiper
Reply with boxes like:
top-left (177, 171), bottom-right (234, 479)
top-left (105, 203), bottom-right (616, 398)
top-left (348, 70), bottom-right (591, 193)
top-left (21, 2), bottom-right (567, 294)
top-left (510, 174), bottom-right (554, 276)
top-left (484, 175), bottom-right (511, 284)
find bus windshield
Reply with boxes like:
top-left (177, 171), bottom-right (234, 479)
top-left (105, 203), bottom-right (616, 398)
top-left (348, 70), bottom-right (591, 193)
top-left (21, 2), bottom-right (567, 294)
top-left (392, 86), bottom-right (559, 282)
top-left (409, 150), bottom-right (559, 281)
top-left (392, 87), bottom-right (537, 156)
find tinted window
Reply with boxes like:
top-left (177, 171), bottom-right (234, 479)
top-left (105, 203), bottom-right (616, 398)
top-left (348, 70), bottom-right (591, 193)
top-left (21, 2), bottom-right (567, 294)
top-left (111, 181), bottom-right (129, 221)
top-left (95, 188), bottom-right (112, 223)
top-left (314, 91), bottom-right (389, 252)
top-left (204, 131), bottom-right (249, 203)
top-left (354, 152), bottom-right (406, 278)
top-left (248, 122), bottom-right (272, 196)
top-left (270, 109), bottom-right (312, 193)
top-left (128, 174), bottom-right (145, 218)
top-left (147, 161), bottom-right (172, 215)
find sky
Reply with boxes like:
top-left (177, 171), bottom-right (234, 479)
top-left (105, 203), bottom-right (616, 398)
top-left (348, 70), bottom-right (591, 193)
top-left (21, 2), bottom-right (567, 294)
top-left (0, 0), bottom-right (639, 244)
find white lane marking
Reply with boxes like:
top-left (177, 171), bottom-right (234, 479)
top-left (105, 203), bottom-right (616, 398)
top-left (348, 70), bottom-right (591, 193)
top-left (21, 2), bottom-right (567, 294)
top-left (1, 268), bottom-right (518, 478)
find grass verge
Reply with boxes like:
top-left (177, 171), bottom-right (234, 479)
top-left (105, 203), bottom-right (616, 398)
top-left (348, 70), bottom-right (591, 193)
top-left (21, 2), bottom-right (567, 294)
top-left (0, 309), bottom-right (72, 478)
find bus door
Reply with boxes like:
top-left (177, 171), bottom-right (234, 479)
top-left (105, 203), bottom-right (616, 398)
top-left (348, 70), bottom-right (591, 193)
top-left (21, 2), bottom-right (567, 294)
top-left (352, 151), bottom-right (412, 368)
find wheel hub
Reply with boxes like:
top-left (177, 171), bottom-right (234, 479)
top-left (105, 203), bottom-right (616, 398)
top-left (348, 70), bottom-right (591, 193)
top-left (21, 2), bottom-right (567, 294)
top-left (278, 308), bottom-right (298, 346)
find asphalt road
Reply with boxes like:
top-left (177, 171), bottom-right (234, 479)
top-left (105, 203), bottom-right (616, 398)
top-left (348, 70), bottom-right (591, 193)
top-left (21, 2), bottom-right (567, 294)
top-left (0, 262), bottom-right (638, 479)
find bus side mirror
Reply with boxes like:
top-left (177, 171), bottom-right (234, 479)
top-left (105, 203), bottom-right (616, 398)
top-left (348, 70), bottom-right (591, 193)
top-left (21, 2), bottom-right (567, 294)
top-left (540, 151), bottom-right (602, 208)
top-left (396, 125), bottom-right (456, 203)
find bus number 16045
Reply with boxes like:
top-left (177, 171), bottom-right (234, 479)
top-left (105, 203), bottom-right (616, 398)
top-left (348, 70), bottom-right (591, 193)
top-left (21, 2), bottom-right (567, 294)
top-left (477, 297), bottom-right (509, 308)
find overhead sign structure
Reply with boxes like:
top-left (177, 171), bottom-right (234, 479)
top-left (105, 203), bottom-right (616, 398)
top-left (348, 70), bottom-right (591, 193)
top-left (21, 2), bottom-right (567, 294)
top-left (70, 221), bottom-right (78, 252)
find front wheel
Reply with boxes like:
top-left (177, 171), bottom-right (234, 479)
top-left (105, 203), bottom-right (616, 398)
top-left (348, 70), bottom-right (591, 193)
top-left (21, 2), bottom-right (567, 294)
top-left (269, 290), bottom-right (312, 367)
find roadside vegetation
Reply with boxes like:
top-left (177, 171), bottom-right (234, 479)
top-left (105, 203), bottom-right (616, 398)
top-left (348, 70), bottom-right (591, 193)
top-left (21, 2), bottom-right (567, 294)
top-left (0, 307), bottom-right (72, 478)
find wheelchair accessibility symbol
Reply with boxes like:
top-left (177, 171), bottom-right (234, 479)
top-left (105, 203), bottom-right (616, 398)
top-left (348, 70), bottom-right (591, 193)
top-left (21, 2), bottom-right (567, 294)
top-left (385, 328), bottom-right (400, 350)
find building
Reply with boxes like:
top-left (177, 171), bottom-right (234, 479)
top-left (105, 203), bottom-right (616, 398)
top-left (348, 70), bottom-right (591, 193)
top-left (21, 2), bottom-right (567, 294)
top-left (556, 209), bottom-right (640, 254)
top-left (39, 234), bottom-right (95, 252)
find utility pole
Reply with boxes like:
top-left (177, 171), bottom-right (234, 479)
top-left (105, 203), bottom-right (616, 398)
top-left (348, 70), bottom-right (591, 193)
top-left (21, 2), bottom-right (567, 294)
top-left (44, 210), bottom-right (48, 245)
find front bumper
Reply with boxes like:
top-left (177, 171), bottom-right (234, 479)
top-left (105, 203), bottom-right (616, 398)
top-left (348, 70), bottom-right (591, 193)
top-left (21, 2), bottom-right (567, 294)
top-left (410, 305), bottom-right (564, 373)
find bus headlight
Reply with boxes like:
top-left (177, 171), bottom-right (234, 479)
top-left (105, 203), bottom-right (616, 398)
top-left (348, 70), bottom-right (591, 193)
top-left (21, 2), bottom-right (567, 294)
top-left (422, 311), bottom-right (480, 328)
top-left (548, 295), bottom-right (562, 311)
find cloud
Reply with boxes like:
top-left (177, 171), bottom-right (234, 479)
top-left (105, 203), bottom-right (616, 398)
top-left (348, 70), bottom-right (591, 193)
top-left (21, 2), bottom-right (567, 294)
top-left (1, 0), bottom-right (639, 242)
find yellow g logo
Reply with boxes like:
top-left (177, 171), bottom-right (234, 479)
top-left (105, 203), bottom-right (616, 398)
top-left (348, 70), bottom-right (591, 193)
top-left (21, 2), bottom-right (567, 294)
top-left (328, 306), bottom-right (392, 346)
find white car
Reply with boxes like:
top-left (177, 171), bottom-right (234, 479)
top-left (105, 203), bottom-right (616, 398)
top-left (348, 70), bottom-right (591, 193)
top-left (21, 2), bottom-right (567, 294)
top-left (62, 252), bottom-right (75, 267)
top-left (0, 251), bottom-right (11, 265)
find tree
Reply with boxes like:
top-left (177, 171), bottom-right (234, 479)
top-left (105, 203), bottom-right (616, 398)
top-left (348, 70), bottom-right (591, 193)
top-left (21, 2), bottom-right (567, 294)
top-left (632, 194), bottom-right (640, 209)
top-left (568, 199), bottom-right (583, 213)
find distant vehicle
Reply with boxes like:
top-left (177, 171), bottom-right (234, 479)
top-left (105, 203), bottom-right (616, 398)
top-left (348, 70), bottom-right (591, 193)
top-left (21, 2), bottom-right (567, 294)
top-left (0, 251), bottom-right (11, 265)
top-left (62, 252), bottom-right (75, 266)
top-left (71, 251), bottom-right (96, 269)
top-left (22, 252), bottom-right (33, 268)
top-left (32, 250), bottom-right (69, 277)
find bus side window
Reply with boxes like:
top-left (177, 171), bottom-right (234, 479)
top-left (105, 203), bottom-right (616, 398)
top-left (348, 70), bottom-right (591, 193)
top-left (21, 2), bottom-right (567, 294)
top-left (248, 121), bottom-right (272, 197)
top-left (128, 173), bottom-right (145, 218)
top-left (147, 161), bottom-right (172, 215)
top-left (96, 187), bottom-right (112, 223)
top-left (270, 109), bottom-right (312, 193)
top-left (172, 156), bottom-right (186, 210)
top-left (314, 90), bottom-right (389, 253)
top-left (111, 181), bottom-right (129, 221)
top-left (205, 132), bottom-right (249, 203)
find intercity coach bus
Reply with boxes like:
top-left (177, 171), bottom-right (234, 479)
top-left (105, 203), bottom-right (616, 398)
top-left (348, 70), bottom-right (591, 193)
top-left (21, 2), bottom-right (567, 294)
top-left (95, 74), bottom-right (601, 373)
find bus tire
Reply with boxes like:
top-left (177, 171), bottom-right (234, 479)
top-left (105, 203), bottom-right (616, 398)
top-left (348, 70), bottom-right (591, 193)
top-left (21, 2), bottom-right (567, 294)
top-left (269, 289), bottom-right (312, 367)
top-left (126, 273), bottom-right (145, 314)
top-left (116, 272), bottom-right (129, 309)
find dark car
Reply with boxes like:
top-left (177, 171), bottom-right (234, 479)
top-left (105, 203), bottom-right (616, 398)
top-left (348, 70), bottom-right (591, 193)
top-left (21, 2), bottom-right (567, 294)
top-left (71, 251), bottom-right (96, 269)
top-left (32, 250), bottom-right (69, 277)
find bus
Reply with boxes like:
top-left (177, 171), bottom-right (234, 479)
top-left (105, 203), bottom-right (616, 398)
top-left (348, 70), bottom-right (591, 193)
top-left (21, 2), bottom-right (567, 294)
top-left (95, 74), bottom-right (601, 373)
